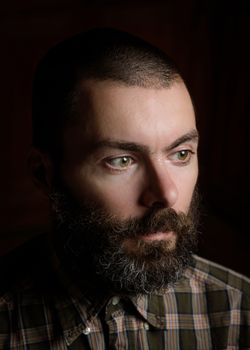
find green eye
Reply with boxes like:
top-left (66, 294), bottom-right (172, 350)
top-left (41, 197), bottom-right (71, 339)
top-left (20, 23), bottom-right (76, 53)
top-left (177, 150), bottom-right (189, 160)
top-left (108, 156), bottom-right (133, 168)
top-left (169, 149), bottom-right (193, 164)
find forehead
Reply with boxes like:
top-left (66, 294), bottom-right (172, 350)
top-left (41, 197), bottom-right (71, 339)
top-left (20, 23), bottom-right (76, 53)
top-left (83, 80), bottom-right (193, 127)
top-left (63, 80), bottom-right (196, 155)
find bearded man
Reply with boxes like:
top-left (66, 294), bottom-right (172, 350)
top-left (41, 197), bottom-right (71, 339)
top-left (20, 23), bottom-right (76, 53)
top-left (0, 28), bottom-right (249, 349)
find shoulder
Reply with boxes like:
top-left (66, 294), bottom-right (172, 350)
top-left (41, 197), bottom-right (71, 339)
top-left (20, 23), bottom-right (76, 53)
top-left (188, 254), bottom-right (250, 296)
top-left (0, 236), bottom-right (71, 348)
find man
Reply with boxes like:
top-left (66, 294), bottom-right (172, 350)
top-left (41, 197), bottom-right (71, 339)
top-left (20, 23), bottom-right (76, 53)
top-left (0, 28), bottom-right (249, 349)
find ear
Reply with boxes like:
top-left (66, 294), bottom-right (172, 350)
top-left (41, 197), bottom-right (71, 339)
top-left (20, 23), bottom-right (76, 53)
top-left (27, 147), bottom-right (54, 195)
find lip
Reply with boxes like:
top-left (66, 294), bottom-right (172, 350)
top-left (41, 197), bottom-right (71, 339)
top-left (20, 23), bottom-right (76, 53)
top-left (139, 231), bottom-right (174, 241)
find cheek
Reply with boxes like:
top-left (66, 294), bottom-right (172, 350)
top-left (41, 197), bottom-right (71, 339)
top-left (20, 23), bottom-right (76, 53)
top-left (176, 168), bottom-right (198, 211)
top-left (64, 168), bottom-right (141, 217)
top-left (91, 180), bottom-right (142, 215)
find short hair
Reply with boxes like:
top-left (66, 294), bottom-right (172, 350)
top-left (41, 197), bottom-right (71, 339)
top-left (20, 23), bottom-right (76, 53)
top-left (32, 27), bottom-right (181, 158)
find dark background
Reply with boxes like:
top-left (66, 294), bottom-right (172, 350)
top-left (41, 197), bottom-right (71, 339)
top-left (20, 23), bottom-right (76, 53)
top-left (0, 0), bottom-right (249, 276)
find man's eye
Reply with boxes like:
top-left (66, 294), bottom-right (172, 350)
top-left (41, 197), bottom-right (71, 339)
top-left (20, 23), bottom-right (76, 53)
top-left (106, 156), bottom-right (134, 169)
top-left (170, 150), bottom-right (194, 163)
top-left (177, 150), bottom-right (190, 160)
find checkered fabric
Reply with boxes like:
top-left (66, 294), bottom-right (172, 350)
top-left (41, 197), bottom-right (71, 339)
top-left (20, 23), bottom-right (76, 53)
top-left (0, 236), bottom-right (249, 349)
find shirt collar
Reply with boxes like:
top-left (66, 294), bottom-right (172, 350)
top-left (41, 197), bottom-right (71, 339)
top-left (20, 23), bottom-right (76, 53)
top-left (51, 252), bottom-right (110, 345)
top-left (129, 273), bottom-right (191, 330)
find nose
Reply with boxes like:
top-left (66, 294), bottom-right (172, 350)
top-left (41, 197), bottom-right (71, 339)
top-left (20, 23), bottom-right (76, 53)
top-left (139, 160), bottom-right (178, 209)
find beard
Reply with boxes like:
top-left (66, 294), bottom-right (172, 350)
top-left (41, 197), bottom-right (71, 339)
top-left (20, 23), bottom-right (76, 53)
top-left (50, 186), bottom-right (199, 296)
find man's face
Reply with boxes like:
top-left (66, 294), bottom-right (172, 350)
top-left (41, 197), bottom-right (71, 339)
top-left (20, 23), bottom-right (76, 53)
top-left (62, 80), bottom-right (198, 236)
top-left (52, 80), bottom-right (199, 294)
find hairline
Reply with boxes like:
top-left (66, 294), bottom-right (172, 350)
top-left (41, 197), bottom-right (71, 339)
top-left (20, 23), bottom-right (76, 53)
top-left (68, 75), bottom-right (185, 125)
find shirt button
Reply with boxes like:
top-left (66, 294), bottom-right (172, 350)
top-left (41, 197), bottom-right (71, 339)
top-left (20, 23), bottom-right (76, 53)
top-left (82, 327), bottom-right (91, 335)
top-left (112, 296), bottom-right (120, 305)
top-left (144, 323), bottom-right (150, 330)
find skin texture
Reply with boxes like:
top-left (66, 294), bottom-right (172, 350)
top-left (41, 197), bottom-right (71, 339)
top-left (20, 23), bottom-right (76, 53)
top-left (58, 80), bottom-right (199, 251)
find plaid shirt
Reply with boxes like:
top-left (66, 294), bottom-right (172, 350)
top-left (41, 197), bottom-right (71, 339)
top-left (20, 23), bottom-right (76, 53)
top-left (0, 235), bottom-right (249, 349)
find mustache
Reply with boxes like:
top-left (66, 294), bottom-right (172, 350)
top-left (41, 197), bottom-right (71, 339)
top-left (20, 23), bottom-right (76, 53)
top-left (64, 208), bottom-right (194, 245)
top-left (60, 206), bottom-right (194, 259)
top-left (99, 207), bottom-right (193, 241)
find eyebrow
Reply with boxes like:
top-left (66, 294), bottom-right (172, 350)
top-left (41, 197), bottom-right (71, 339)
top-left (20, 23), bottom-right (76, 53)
top-left (92, 129), bottom-right (199, 154)
top-left (165, 129), bottom-right (199, 151)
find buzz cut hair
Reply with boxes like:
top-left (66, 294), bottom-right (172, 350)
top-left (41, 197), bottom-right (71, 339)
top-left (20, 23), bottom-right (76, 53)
top-left (32, 27), bottom-right (182, 159)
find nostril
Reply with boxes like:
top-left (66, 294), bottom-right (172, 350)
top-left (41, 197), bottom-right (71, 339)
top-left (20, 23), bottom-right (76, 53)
top-left (150, 201), bottom-right (167, 210)
top-left (139, 188), bottom-right (170, 209)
